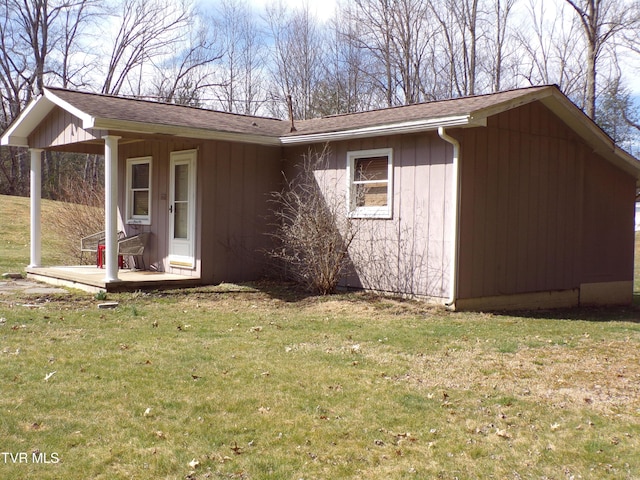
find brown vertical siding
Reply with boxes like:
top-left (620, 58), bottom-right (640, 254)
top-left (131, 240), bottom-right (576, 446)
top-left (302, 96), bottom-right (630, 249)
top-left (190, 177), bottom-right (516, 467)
top-left (581, 154), bottom-right (635, 283)
top-left (457, 101), bottom-right (635, 300)
top-left (282, 132), bottom-right (454, 299)
top-left (198, 141), bottom-right (282, 284)
top-left (119, 139), bottom-right (281, 283)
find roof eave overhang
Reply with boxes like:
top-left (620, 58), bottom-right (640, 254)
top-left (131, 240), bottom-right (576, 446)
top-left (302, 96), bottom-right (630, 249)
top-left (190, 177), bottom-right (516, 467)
top-left (44, 88), bottom-right (95, 127)
top-left (0, 88), bottom-right (98, 147)
top-left (540, 91), bottom-right (640, 182)
top-left (92, 118), bottom-right (282, 146)
top-left (279, 115), bottom-right (484, 145)
top-left (1, 95), bottom-right (51, 147)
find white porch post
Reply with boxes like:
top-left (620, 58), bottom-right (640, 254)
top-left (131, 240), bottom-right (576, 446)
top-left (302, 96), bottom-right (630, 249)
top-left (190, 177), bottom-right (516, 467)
top-left (103, 135), bottom-right (122, 283)
top-left (28, 148), bottom-right (43, 268)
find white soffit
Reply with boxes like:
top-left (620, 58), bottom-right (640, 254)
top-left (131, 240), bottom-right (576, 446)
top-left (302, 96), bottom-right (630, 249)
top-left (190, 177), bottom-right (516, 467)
top-left (92, 118), bottom-right (282, 146)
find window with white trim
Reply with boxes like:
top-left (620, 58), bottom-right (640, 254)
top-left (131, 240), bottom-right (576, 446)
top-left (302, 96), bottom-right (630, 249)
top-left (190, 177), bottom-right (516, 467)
top-left (347, 148), bottom-right (393, 218)
top-left (126, 156), bottom-right (152, 225)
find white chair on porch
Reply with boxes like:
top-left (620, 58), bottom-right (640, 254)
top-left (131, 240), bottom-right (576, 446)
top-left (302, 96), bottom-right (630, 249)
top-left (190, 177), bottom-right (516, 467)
top-left (118, 232), bottom-right (150, 270)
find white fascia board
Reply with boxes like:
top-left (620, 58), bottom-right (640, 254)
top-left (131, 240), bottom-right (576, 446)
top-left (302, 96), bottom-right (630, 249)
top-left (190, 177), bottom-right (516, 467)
top-left (43, 88), bottom-right (95, 129)
top-left (93, 119), bottom-right (282, 146)
top-left (541, 93), bottom-right (640, 180)
top-left (0, 132), bottom-right (28, 147)
top-left (0, 95), bottom-right (53, 147)
top-left (279, 115), bottom-right (479, 145)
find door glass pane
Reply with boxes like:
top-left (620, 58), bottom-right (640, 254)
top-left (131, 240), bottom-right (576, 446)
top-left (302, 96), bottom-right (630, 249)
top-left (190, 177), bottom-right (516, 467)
top-left (174, 164), bottom-right (188, 202)
top-left (174, 202), bottom-right (188, 239)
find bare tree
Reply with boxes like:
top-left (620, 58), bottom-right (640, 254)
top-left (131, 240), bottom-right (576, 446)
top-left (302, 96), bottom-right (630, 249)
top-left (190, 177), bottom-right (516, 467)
top-left (430, 0), bottom-right (488, 97)
top-left (459, 0), bottom-right (480, 95)
top-left (487, 0), bottom-right (517, 91)
top-left (346, 0), bottom-right (396, 106)
top-left (563, 0), bottom-right (640, 119)
top-left (429, 0), bottom-right (462, 98)
top-left (264, 1), bottom-right (326, 119)
top-left (53, 0), bottom-right (102, 89)
top-left (210, 0), bottom-right (266, 115)
top-left (0, 0), bottom-right (99, 196)
top-left (100, 0), bottom-right (194, 96)
top-left (318, 9), bottom-right (377, 114)
top-left (149, 21), bottom-right (222, 107)
top-left (515, 0), bottom-right (586, 99)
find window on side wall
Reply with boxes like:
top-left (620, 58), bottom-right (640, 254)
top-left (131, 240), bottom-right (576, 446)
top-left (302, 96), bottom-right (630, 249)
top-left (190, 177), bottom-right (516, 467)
top-left (347, 148), bottom-right (393, 218)
top-left (126, 156), bottom-right (151, 225)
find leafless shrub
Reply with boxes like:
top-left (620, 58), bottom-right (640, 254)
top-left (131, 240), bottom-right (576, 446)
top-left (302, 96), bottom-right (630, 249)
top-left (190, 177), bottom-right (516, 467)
top-left (349, 218), bottom-right (449, 299)
top-left (268, 145), bottom-right (357, 295)
top-left (47, 178), bottom-right (104, 264)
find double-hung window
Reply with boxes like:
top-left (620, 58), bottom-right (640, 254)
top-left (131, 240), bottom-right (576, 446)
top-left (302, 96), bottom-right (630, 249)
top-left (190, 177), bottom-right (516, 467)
top-left (347, 148), bottom-right (393, 218)
top-left (126, 156), bottom-right (152, 225)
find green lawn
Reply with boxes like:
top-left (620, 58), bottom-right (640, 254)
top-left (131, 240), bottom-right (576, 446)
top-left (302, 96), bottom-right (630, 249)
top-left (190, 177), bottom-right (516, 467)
top-left (1, 194), bottom-right (640, 479)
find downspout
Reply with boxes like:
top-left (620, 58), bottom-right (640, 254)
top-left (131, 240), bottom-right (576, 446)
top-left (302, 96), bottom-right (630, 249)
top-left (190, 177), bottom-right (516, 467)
top-left (438, 127), bottom-right (461, 308)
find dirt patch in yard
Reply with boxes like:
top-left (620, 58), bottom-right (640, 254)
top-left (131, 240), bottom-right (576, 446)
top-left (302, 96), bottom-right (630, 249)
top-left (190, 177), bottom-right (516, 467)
top-left (389, 339), bottom-right (640, 419)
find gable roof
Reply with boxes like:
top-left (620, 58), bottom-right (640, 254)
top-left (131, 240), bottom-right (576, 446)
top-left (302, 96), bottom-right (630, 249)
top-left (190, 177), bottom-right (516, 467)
top-left (2, 84), bottom-right (639, 179)
top-left (1, 87), bottom-right (287, 146)
top-left (282, 85), bottom-right (553, 141)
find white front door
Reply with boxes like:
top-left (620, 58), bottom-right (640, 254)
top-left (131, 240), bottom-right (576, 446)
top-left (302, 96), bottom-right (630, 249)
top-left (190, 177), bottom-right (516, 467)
top-left (169, 150), bottom-right (197, 268)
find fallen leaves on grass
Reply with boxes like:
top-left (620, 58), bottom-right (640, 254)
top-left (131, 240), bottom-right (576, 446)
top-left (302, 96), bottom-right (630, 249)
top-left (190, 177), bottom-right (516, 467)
top-left (231, 442), bottom-right (243, 455)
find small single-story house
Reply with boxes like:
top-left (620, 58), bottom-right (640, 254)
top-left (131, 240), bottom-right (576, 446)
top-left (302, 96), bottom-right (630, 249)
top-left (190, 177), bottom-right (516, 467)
top-left (2, 84), bottom-right (639, 310)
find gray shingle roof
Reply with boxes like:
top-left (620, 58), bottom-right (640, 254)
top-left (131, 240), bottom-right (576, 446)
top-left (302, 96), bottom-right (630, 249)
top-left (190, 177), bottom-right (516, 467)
top-left (47, 87), bottom-right (289, 137)
top-left (289, 86), bottom-right (552, 136)
top-left (46, 85), bottom-right (554, 139)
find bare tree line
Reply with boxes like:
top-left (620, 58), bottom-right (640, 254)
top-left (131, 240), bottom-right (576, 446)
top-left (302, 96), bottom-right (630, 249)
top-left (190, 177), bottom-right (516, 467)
top-left (1, 0), bottom-right (640, 198)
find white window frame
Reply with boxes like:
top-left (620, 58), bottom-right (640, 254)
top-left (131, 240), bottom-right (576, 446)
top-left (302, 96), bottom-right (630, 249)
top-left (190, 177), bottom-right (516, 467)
top-left (346, 148), bottom-right (393, 219)
top-left (125, 156), bottom-right (152, 225)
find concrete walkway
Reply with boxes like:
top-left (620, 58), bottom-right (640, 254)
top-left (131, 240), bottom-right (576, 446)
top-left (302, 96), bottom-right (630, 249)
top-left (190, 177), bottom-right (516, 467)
top-left (0, 275), bottom-right (69, 296)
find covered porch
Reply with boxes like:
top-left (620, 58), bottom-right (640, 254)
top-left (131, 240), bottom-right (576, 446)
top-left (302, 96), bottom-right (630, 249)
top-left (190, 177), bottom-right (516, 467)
top-left (26, 266), bottom-right (201, 294)
top-left (0, 88), bottom-right (204, 293)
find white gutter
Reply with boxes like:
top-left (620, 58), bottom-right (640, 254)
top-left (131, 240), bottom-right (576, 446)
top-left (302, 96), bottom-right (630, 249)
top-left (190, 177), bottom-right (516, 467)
top-left (438, 127), bottom-right (461, 308)
top-left (280, 115), bottom-right (479, 145)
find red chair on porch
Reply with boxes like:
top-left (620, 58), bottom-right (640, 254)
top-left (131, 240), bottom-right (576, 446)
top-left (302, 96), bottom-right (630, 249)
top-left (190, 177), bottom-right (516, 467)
top-left (96, 244), bottom-right (124, 268)
top-left (80, 231), bottom-right (125, 266)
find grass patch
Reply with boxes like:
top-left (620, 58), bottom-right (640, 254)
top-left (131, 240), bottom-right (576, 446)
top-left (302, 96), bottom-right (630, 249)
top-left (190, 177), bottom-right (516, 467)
top-left (1, 194), bottom-right (640, 478)
top-left (0, 195), bottom-right (72, 273)
top-left (2, 288), bottom-right (639, 479)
